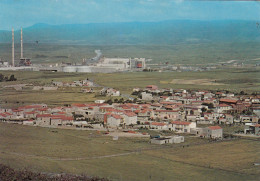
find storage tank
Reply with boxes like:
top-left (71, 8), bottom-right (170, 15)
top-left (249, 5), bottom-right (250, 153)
top-left (62, 66), bottom-right (77, 72)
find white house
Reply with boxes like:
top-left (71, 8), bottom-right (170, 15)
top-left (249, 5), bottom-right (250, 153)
top-left (106, 114), bottom-right (123, 128)
top-left (217, 104), bottom-right (233, 113)
top-left (123, 112), bottom-right (137, 125)
top-left (169, 121), bottom-right (196, 133)
top-left (141, 92), bottom-right (153, 101)
top-left (150, 122), bottom-right (168, 130)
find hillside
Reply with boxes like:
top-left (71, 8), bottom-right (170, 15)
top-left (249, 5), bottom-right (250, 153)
top-left (0, 20), bottom-right (260, 45)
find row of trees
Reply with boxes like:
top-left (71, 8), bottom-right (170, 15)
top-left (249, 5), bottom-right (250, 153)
top-left (0, 74), bottom-right (17, 82)
top-left (106, 98), bottom-right (138, 105)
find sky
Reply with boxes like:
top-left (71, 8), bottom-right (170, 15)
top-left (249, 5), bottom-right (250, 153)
top-left (0, 0), bottom-right (260, 30)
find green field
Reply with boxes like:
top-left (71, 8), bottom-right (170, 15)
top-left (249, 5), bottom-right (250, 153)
top-left (0, 123), bottom-right (259, 181)
top-left (1, 43), bottom-right (260, 65)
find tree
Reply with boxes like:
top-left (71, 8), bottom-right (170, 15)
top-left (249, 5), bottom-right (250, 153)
top-left (8, 75), bottom-right (17, 81)
top-left (0, 74), bottom-right (4, 82)
top-left (118, 98), bottom-right (124, 103)
top-left (106, 99), bottom-right (113, 105)
top-left (201, 107), bottom-right (207, 113)
top-left (202, 103), bottom-right (214, 109)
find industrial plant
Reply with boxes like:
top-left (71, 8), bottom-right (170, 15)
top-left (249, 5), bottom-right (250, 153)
top-left (0, 28), bottom-right (147, 73)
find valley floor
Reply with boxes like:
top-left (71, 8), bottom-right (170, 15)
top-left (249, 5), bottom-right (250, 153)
top-left (0, 123), bottom-right (259, 181)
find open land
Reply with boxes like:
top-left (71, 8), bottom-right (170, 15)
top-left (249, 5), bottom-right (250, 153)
top-left (1, 43), bottom-right (260, 65)
top-left (0, 68), bottom-right (259, 108)
top-left (0, 122), bottom-right (259, 181)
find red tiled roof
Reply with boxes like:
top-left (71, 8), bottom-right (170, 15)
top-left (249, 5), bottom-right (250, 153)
top-left (51, 115), bottom-right (74, 121)
top-left (71, 103), bottom-right (87, 107)
top-left (24, 111), bottom-right (36, 114)
top-left (219, 99), bottom-right (238, 104)
top-left (151, 122), bottom-right (166, 126)
top-left (218, 104), bottom-right (231, 107)
top-left (111, 114), bottom-right (122, 119)
top-left (160, 101), bottom-right (175, 105)
top-left (104, 113), bottom-right (112, 123)
top-left (0, 113), bottom-right (7, 117)
top-left (36, 114), bottom-right (52, 118)
top-left (56, 112), bottom-right (66, 114)
top-left (154, 110), bottom-right (178, 113)
top-left (146, 85), bottom-right (158, 90)
top-left (254, 124), bottom-right (260, 127)
top-left (124, 112), bottom-right (137, 117)
top-left (208, 126), bottom-right (222, 130)
top-left (37, 108), bottom-right (49, 111)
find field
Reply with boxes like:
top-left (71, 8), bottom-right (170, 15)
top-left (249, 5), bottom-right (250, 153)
top-left (0, 122), bottom-right (259, 181)
top-left (0, 68), bottom-right (259, 108)
top-left (1, 42), bottom-right (260, 65)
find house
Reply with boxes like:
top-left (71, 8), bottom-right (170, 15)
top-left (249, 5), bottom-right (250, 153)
top-left (23, 120), bottom-right (34, 126)
top-left (133, 88), bottom-right (140, 92)
top-left (43, 87), bottom-right (58, 91)
top-left (82, 88), bottom-right (94, 93)
top-left (151, 110), bottom-right (179, 120)
top-left (217, 104), bottom-right (233, 113)
top-left (219, 98), bottom-right (238, 105)
top-left (169, 121), bottom-right (196, 133)
top-left (190, 127), bottom-right (204, 136)
top-left (203, 126), bottom-right (223, 139)
top-left (141, 92), bottom-right (153, 101)
top-left (95, 100), bottom-right (106, 104)
top-left (240, 115), bottom-right (259, 124)
top-left (123, 112), bottom-right (137, 125)
top-left (244, 124), bottom-right (260, 135)
top-left (150, 122), bottom-right (168, 130)
top-left (150, 135), bottom-right (184, 145)
top-left (146, 85), bottom-right (158, 91)
top-left (0, 112), bottom-right (13, 120)
top-left (106, 114), bottom-right (123, 128)
top-left (51, 115), bottom-right (74, 126)
top-left (35, 114), bottom-right (52, 126)
top-left (101, 88), bottom-right (120, 97)
top-left (225, 114), bottom-right (234, 124)
top-left (23, 111), bottom-right (37, 119)
top-left (82, 79), bottom-right (94, 87)
top-left (36, 114), bottom-right (73, 126)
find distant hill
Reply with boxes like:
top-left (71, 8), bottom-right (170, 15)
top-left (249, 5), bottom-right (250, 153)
top-left (0, 20), bottom-right (259, 45)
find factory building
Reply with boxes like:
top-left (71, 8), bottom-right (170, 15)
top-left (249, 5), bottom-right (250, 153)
top-left (96, 57), bottom-right (131, 70)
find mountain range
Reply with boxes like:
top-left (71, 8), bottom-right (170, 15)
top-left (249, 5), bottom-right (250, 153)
top-left (0, 20), bottom-right (259, 45)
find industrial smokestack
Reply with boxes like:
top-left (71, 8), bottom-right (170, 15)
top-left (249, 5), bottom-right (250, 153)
top-left (12, 28), bottom-right (14, 67)
top-left (21, 27), bottom-right (23, 59)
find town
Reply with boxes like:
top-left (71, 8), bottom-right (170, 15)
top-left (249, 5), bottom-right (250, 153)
top-left (1, 81), bottom-right (259, 144)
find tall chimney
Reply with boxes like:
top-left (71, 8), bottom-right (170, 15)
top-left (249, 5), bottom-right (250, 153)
top-left (12, 28), bottom-right (14, 67)
top-left (21, 27), bottom-right (23, 59)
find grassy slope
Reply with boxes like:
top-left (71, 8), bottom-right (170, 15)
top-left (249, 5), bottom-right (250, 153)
top-left (0, 123), bottom-right (259, 181)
